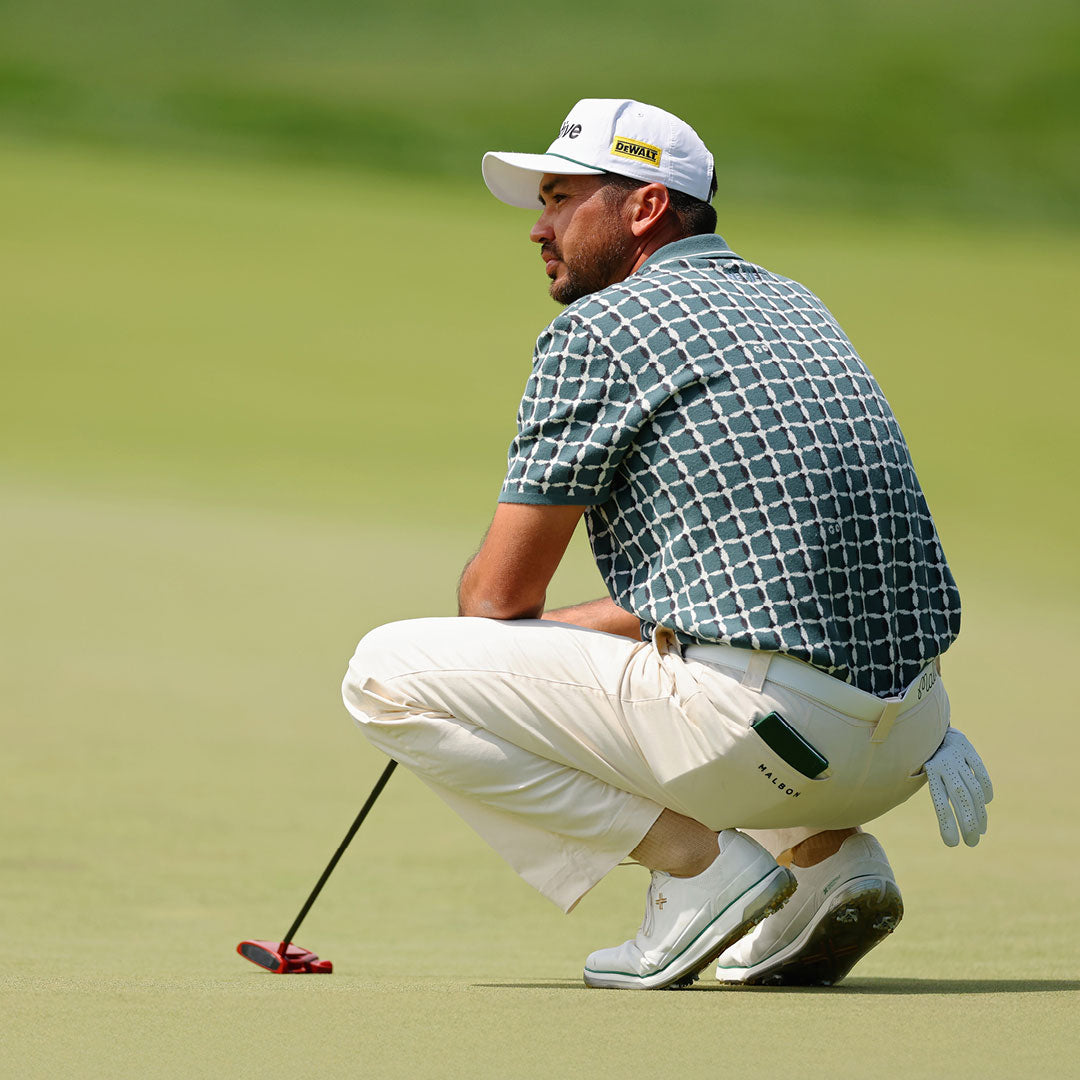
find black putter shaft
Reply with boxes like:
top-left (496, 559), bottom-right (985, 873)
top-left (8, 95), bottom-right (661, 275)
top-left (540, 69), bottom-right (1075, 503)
top-left (279, 758), bottom-right (397, 950)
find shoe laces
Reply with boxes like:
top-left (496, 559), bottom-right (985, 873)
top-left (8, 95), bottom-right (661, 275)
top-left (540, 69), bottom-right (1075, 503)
top-left (640, 871), bottom-right (669, 938)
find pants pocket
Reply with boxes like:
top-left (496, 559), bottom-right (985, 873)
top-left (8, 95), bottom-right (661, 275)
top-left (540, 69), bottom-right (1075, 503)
top-left (659, 691), bottom-right (832, 830)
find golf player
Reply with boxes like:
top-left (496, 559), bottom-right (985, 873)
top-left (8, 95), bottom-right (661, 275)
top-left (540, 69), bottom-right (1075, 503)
top-left (342, 99), bottom-right (993, 989)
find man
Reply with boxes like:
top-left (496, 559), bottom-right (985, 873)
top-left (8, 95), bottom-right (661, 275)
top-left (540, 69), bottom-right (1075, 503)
top-left (342, 99), bottom-right (992, 990)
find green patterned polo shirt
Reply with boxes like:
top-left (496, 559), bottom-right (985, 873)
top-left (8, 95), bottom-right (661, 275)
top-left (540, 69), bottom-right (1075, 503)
top-left (499, 234), bottom-right (961, 698)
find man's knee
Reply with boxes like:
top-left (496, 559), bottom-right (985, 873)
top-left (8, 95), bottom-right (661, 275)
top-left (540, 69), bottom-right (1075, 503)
top-left (348, 618), bottom-right (422, 672)
top-left (342, 620), bottom-right (421, 719)
top-left (341, 617), bottom-right (469, 738)
top-left (341, 618), bottom-right (472, 765)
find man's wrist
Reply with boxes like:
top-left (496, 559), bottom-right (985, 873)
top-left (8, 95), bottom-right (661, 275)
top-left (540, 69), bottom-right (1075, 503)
top-left (542, 598), bottom-right (641, 639)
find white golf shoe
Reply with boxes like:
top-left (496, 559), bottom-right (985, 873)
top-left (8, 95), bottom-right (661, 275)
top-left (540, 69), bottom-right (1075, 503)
top-left (714, 832), bottom-right (902, 986)
top-left (583, 830), bottom-right (796, 990)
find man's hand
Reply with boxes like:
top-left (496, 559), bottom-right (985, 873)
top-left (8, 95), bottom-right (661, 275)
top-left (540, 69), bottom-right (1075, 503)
top-left (457, 503), bottom-right (585, 620)
top-left (543, 597), bottom-right (641, 640)
top-left (923, 728), bottom-right (994, 847)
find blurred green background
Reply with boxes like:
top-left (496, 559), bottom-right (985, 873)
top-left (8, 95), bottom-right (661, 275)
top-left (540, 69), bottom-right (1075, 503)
top-left (2, 0), bottom-right (1078, 223)
top-left (2, 2), bottom-right (1078, 1078)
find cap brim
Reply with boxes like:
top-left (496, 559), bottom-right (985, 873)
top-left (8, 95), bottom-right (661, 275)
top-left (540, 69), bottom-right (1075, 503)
top-left (482, 151), bottom-right (605, 208)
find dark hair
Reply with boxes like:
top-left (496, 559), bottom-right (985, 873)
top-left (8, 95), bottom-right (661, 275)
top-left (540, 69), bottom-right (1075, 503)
top-left (600, 172), bottom-right (718, 237)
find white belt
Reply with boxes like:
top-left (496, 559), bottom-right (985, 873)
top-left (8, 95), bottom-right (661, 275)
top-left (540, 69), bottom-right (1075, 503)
top-left (681, 641), bottom-right (939, 743)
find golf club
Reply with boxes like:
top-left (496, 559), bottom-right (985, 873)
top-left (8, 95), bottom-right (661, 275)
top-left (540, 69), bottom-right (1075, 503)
top-left (237, 758), bottom-right (397, 973)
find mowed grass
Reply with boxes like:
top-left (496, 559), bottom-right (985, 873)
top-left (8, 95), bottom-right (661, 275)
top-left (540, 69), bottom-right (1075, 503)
top-left (4, 487), bottom-right (1078, 1080)
top-left (1, 0), bottom-right (1077, 224)
top-left (2, 140), bottom-right (1078, 1078)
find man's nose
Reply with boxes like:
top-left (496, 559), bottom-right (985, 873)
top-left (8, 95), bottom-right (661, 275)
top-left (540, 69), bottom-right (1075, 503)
top-left (530, 211), bottom-right (553, 245)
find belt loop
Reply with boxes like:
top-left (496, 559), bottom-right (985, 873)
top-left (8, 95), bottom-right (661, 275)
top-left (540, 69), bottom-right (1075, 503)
top-left (871, 700), bottom-right (901, 743)
top-left (651, 625), bottom-right (678, 657)
top-left (873, 660), bottom-right (937, 742)
top-left (741, 651), bottom-right (772, 692)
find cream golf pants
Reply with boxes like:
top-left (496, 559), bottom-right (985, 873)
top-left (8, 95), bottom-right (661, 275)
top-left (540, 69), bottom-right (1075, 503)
top-left (341, 617), bottom-right (948, 912)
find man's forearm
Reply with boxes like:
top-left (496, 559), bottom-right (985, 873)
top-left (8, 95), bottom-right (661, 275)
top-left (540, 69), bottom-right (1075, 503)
top-left (455, 503), bottom-right (586, 620)
top-left (458, 550), bottom-right (545, 619)
top-left (542, 597), bottom-right (641, 639)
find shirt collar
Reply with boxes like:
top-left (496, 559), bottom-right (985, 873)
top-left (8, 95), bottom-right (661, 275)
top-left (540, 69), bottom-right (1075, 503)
top-left (638, 233), bottom-right (736, 272)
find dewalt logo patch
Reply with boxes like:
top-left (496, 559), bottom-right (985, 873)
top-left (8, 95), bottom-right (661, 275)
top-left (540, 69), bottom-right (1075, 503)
top-left (610, 136), bottom-right (662, 167)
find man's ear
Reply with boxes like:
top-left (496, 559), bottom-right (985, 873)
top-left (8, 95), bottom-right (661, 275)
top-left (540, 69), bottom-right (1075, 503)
top-left (628, 183), bottom-right (672, 237)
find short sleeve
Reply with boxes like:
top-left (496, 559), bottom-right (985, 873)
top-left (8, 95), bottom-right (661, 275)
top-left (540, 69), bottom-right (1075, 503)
top-left (499, 312), bottom-right (639, 506)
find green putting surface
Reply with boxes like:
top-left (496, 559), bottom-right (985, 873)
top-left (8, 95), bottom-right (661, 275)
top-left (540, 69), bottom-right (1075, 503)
top-left (2, 138), bottom-right (1078, 1077)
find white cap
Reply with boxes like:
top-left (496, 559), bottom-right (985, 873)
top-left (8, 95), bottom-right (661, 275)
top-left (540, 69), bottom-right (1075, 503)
top-left (483, 98), bottom-right (716, 209)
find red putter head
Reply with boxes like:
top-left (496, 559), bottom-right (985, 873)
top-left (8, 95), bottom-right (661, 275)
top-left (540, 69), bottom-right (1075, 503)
top-left (236, 940), bottom-right (333, 973)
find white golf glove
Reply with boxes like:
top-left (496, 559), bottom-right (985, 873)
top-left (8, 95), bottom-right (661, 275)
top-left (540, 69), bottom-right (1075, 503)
top-left (922, 728), bottom-right (994, 847)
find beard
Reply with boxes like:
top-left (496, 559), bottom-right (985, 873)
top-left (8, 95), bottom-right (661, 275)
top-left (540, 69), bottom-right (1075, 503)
top-left (545, 214), bottom-right (635, 306)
